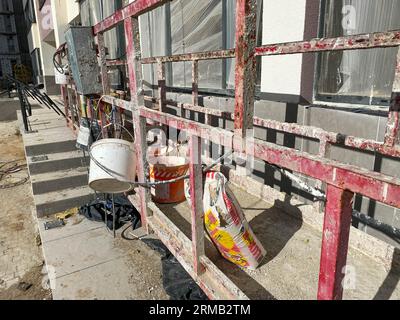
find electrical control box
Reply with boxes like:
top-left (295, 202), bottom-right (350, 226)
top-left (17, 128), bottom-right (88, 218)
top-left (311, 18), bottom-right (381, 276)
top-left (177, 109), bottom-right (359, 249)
top-left (65, 26), bottom-right (102, 95)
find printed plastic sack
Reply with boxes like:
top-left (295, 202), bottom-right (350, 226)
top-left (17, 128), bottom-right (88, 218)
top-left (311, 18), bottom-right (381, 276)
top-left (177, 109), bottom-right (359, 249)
top-left (186, 171), bottom-right (266, 270)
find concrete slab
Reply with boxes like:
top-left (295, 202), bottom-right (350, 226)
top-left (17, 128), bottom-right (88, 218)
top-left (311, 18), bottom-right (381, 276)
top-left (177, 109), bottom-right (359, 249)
top-left (38, 217), bottom-right (102, 244)
top-left (17, 109), bottom-right (94, 218)
top-left (36, 216), bottom-right (168, 300)
top-left (41, 225), bottom-right (127, 278)
top-left (25, 141), bottom-right (78, 157)
top-left (27, 151), bottom-right (86, 175)
top-left (35, 186), bottom-right (95, 217)
top-left (31, 167), bottom-right (89, 195)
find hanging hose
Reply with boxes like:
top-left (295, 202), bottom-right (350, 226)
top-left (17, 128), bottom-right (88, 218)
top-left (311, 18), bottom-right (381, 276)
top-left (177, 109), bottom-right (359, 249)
top-left (262, 162), bottom-right (400, 242)
top-left (352, 210), bottom-right (400, 242)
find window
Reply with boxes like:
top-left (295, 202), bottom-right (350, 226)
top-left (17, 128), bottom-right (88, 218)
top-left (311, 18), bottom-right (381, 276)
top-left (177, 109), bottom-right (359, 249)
top-left (5, 15), bottom-right (12, 31)
top-left (1, 0), bottom-right (10, 12)
top-left (25, 0), bottom-right (36, 25)
top-left (7, 36), bottom-right (15, 52)
top-left (315, 0), bottom-right (400, 106)
top-left (140, 0), bottom-right (263, 94)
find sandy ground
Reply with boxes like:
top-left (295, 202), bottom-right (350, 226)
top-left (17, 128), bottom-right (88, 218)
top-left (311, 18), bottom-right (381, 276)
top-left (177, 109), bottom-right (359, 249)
top-left (0, 116), bottom-right (52, 300)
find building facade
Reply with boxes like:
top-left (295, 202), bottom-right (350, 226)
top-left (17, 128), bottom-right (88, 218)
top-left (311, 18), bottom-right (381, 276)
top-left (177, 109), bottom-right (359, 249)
top-left (24, 0), bottom-right (80, 94)
top-left (0, 0), bottom-right (32, 88)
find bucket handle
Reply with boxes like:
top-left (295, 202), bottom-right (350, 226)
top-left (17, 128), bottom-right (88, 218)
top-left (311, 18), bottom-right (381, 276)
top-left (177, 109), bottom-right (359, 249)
top-left (96, 123), bottom-right (135, 143)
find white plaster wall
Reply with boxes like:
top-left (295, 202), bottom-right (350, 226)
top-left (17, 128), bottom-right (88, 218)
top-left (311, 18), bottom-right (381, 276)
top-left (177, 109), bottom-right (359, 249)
top-left (50, 0), bottom-right (79, 48)
top-left (39, 41), bottom-right (56, 76)
top-left (67, 1), bottom-right (80, 23)
top-left (30, 23), bottom-right (41, 52)
top-left (51, 0), bottom-right (67, 48)
top-left (261, 0), bottom-right (306, 95)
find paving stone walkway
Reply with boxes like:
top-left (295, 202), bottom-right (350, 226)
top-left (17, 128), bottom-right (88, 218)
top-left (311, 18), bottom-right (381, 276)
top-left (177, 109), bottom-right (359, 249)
top-left (0, 116), bottom-right (46, 294)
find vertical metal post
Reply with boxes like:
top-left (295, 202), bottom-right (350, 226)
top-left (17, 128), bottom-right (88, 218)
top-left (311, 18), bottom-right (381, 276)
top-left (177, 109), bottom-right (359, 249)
top-left (100, 109), bottom-right (109, 139)
top-left (384, 48), bottom-right (400, 147)
top-left (234, 0), bottom-right (257, 144)
top-left (66, 85), bottom-right (76, 129)
top-left (57, 50), bottom-right (70, 127)
top-left (75, 90), bottom-right (82, 125)
top-left (192, 60), bottom-right (210, 160)
top-left (189, 135), bottom-right (205, 275)
top-left (98, 33), bottom-right (111, 95)
top-left (17, 84), bottom-right (29, 132)
top-left (125, 17), bottom-right (144, 108)
top-left (125, 16), bottom-right (152, 232)
top-left (61, 85), bottom-right (69, 126)
top-left (112, 193), bottom-right (116, 238)
top-left (315, 138), bottom-right (331, 212)
top-left (192, 60), bottom-right (199, 106)
top-left (114, 106), bottom-right (123, 139)
top-left (157, 60), bottom-right (166, 112)
top-left (318, 185), bottom-right (354, 300)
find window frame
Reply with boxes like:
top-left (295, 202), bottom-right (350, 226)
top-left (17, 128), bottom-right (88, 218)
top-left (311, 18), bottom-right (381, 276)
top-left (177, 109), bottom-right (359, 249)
top-left (142, 0), bottom-right (263, 98)
top-left (313, 0), bottom-right (396, 108)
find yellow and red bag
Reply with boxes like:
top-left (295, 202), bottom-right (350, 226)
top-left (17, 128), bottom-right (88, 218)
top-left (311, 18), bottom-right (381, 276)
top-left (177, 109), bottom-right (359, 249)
top-left (186, 171), bottom-right (266, 270)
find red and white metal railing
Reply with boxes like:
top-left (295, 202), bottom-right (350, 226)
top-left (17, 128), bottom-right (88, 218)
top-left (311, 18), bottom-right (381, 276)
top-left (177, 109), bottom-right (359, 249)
top-left (61, 0), bottom-right (400, 300)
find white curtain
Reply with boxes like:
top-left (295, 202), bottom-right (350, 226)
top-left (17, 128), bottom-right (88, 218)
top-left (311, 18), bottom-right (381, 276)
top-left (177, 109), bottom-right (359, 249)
top-left (318, 0), bottom-right (400, 102)
top-left (139, 5), bottom-right (170, 90)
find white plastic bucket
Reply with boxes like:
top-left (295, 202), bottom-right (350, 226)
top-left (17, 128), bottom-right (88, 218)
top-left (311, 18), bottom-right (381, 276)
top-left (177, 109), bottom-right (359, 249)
top-left (89, 139), bottom-right (136, 193)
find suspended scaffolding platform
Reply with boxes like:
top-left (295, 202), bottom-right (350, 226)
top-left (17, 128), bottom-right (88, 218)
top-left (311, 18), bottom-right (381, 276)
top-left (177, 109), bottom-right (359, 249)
top-left (55, 0), bottom-right (400, 300)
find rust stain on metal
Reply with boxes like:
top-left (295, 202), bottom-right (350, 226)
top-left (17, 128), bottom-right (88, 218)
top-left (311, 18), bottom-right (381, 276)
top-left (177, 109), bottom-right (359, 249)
top-left (234, 0), bottom-right (257, 138)
top-left (318, 186), bottom-right (354, 300)
top-left (61, 0), bottom-right (400, 301)
top-left (255, 31), bottom-right (400, 56)
top-left (93, 0), bottom-right (171, 34)
top-left (141, 49), bottom-right (236, 64)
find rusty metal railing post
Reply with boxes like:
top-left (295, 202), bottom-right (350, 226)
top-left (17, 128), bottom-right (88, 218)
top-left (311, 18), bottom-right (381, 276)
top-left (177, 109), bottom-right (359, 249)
top-left (98, 33), bottom-right (111, 95)
top-left (189, 135), bottom-right (205, 275)
top-left (234, 0), bottom-right (257, 148)
top-left (157, 60), bottom-right (166, 112)
top-left (318, 185), bottom-right (354, 300)
top-left (125, 16), bottom-right (152, 233)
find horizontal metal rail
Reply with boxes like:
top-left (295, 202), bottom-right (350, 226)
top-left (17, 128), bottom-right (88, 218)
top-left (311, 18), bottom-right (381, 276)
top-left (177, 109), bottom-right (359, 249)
top-left (255, 30), bottom-right (400, 56)
top-left (100, 95), bottom-right (132, 111)
top-left (143, 97), bottom-right (400, 158)
top-left (93, 0), bottom-right (171, 34)
top-left (139, 106), bottom-right (400, 209)
top-left (141, 49), bottom-right (236, 64)
top-left (106, 59), bottom-right (127, 67)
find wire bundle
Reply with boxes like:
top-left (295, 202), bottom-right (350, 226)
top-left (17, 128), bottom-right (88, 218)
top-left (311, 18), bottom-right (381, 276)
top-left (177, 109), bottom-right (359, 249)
top-left (0, 159), bottom-right (28, 189)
